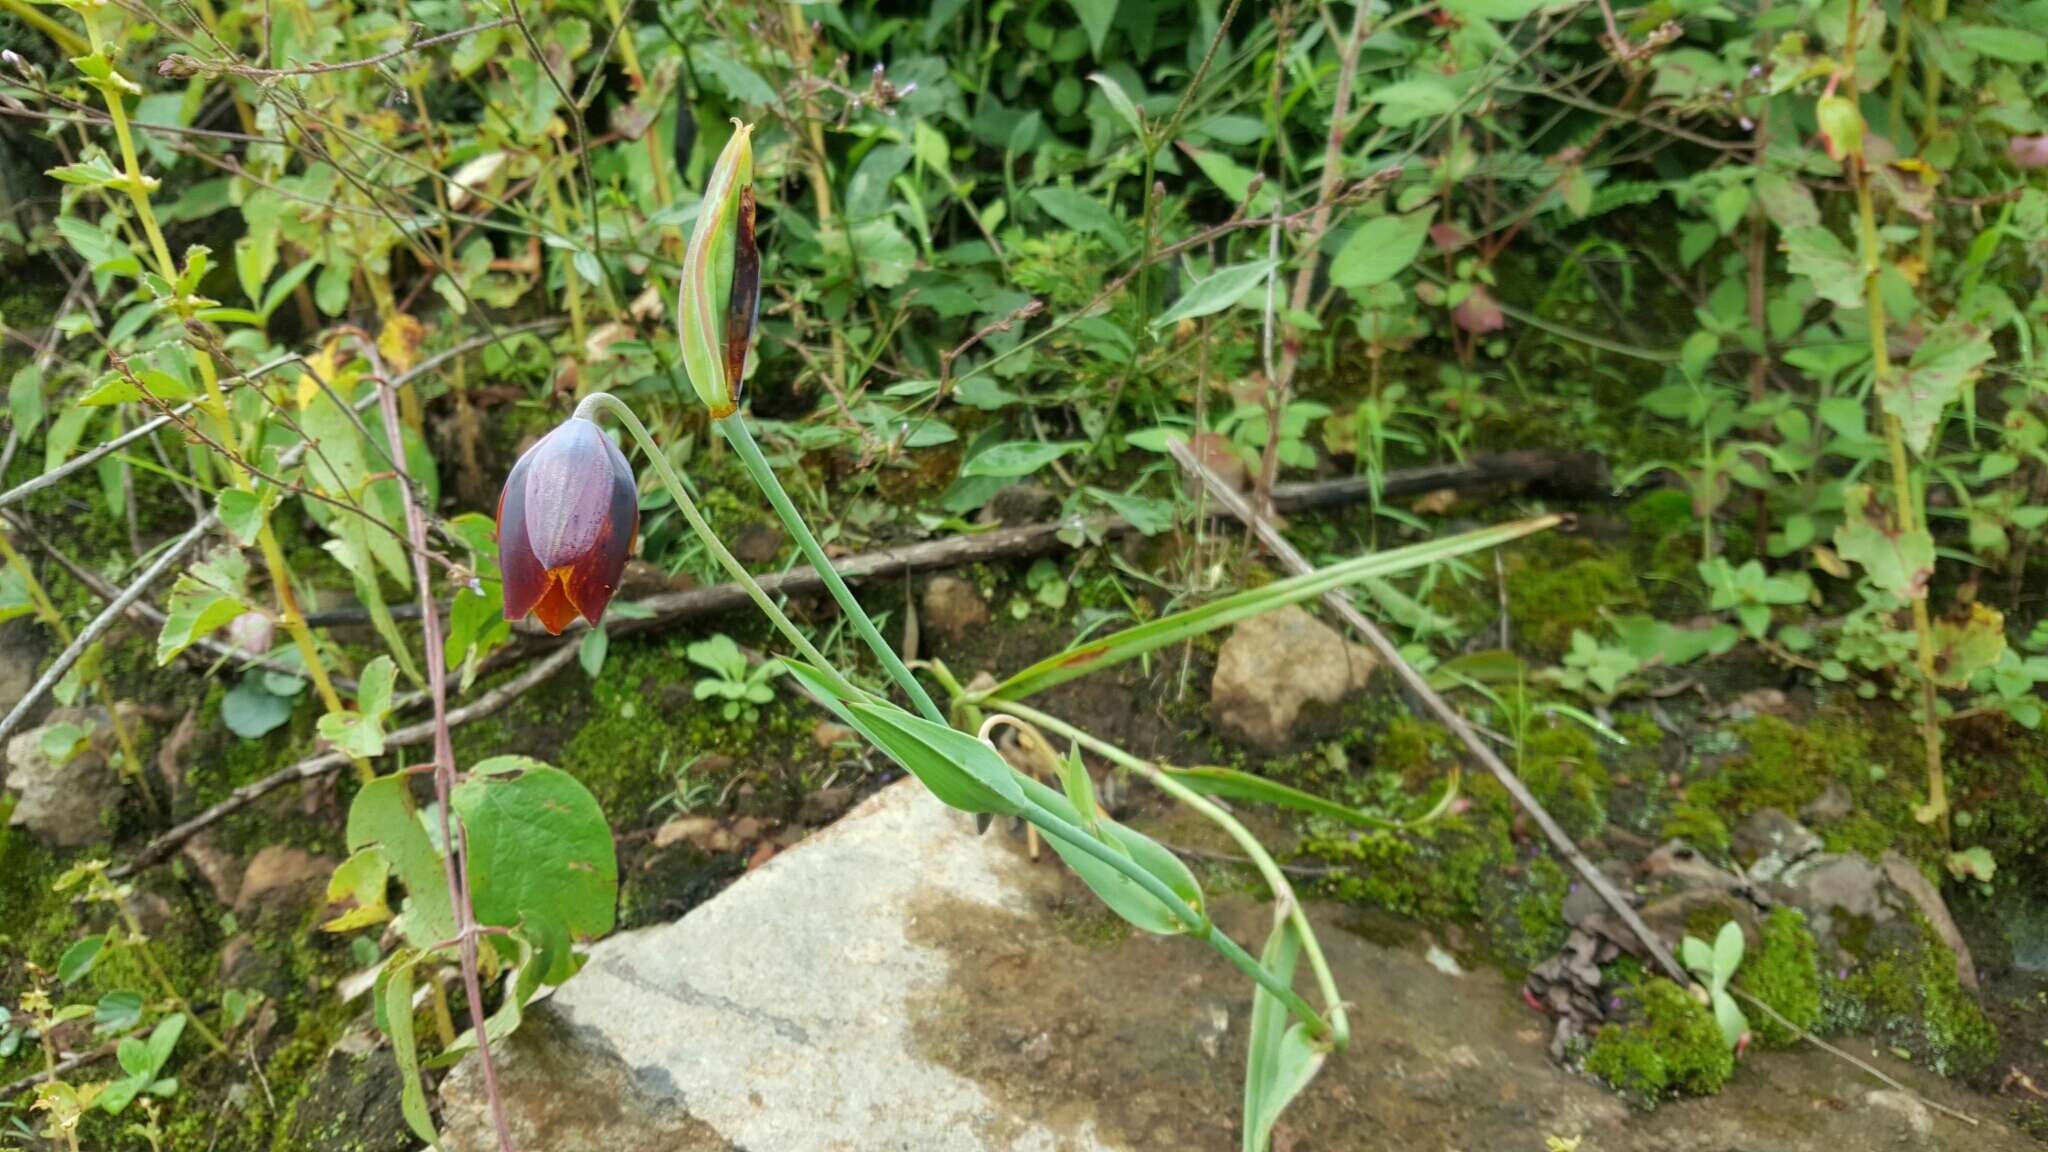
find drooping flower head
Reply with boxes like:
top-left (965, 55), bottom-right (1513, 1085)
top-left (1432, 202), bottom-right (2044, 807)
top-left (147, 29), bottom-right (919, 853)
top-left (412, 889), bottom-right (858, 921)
top-left (678, 119), bottom-right (759, 418)
top-left (497, 416), bottom-right (638, 634)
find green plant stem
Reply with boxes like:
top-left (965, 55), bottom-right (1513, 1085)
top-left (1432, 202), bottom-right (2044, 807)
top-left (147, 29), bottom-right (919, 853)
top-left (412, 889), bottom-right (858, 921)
top-left (575, 394), bottom-right (853, 697)
top-left (115, 901), bottom-right (227, 1055)
top-left (718, 413), bottom-right (945, 723)
top-left (1851, 113), bottom-right (1946, 831)
top-left (988, 698), bottom-right (1350, 1050)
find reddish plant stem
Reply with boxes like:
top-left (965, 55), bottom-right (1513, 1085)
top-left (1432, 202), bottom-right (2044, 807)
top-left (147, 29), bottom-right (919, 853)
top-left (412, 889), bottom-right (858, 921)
top-left (369, 349), bottom-right (514, 1152)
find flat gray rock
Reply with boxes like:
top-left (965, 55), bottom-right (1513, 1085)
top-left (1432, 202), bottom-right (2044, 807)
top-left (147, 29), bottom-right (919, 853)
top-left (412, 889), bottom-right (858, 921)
top-left (441, 780), bottom-right (2027, 1152)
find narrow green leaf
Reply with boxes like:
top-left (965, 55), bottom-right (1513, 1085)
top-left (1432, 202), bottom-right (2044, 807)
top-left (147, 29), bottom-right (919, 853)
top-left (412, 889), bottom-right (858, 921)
top-left (1244, 921), bottom-right (1323, 1152)
top-left (986, 515), bottom-right (1562, 701)
top-left (380, 954), bottom-right (439, 1145)
top-left (845, 696), bottom-right (1026, 816)
top-left (1014, 772), bottom-right (1203, 935)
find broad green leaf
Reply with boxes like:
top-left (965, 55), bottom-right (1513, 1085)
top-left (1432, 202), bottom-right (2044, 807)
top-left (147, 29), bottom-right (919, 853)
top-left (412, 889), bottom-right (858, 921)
top-left (94, 991), bottom-right (143, 1033)
top-left (156, 549), bottom-right (250, 665)
top-left (453, 758), bottom-right (617, 985)
top-left (1150, 259), bottom-right (1279, 331)
top-left (317, 656), bottom-right (398, 757)
top-left (1781, 227), bottom-right (1863, 309)
top-left (1029, 187), bottom-right (1129, 254)
top-left (1712, 920), bottom-right (1744, 985)
top-left (1366, 76), bottom-right (1460, 126)
top-left (1833, 485), bottom-right (1934, 600)
top-left (1067, 0), bottom-right (1117, 58)
top-left (1886, 321), bottom-right (1993, 455)
top-left (1931, 602), bottom-right (2005, 688)
top-left (58, 934), bottom-right (105, 984)
top-left (215, 488), bottom-right (272, 548)
top-left (1815, 94), bottom-right (1864, 159)
top-left (346, 775), bottom-right (454, 950)
top-left (323, 847), bottom-right (394, 932)
top-left (8, 364), bottom-right (44, 435)
top-left (844, 695), bottom-right (1027, 816)
top-left (986, 515), bottom-right (1561, 700)
top-left (961, 440), bottom-right (1083, 478)
top-left (221, 675), bottom-right (295, 740)
top-left (1180, 145), bottom-right (1278, 214)
top-left (1329, 210), bottom-right (1435, 289)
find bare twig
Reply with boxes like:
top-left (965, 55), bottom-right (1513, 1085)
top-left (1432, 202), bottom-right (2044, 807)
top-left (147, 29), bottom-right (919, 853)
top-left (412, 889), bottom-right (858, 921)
top-left (158, 18), bottom-right (516, 80)
top-left (1732, 989), bottom-right (1980, 1128)
top-left (0, 1039), bottom-right (122, 1099)
top-left (1168, 438), bottom-right (1692, 989)
top-left (108, 642), bottom-right (579, 879)
top-left (0, 513), bottom-right (217, 745)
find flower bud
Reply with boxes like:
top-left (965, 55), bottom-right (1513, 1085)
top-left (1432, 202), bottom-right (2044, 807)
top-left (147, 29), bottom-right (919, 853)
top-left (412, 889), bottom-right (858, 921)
top-left (678, 120), bottom-right (760, 419)
top-left (497, 417), bottom-right (638, 634)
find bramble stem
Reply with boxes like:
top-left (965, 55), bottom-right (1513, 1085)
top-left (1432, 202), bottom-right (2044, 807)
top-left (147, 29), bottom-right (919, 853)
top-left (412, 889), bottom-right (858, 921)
top-left (718, 414), bottom-right (945, 723)
top-left (575, 394), bottom-right (855, 698)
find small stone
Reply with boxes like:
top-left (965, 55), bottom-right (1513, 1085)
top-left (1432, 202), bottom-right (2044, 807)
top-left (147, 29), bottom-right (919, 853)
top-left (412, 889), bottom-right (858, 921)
top-left (732, 523), bottom-right (786, 565)
top-left (182, 832), bottom-right (241, 906)
top-left (1020, 1031), bottom-right (1053, 1065)
top-left (122, 891), bottom-right (175, 938)
top-left (1210, 606), bottom-right (1376, 749)
top-left (1800, 779), bottom-right (1855, 824)
top-left (983, 483), bottom-right (1060, 526)
top-left (1862, 1089), bottom-right (1935, 1143)
top-left (812, 721), bottom-right (857, 749)
top-left (921, 575), bottom-right (989, 641)
top-left (1195, 1006), bottom-right (1229, 1059)
top-left (4, 708), bottom-right (118, 848)
top-left (653, 815), bottom-right (718, 851)
top-left (0, 618), bottom-right (46, 724)
top-left (1730, 807), bottom-right (1823, 883)
top-left (800, 786), bottom-right (856, 825)
top-left (729, 816), bottom-right (763, 842)
top-left (287, 1024), bottom-right (413, 1152)
top-left (1880, 851), bottom-right (1977, 991)
top-left (235, 845), bottom-right (334, 914)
